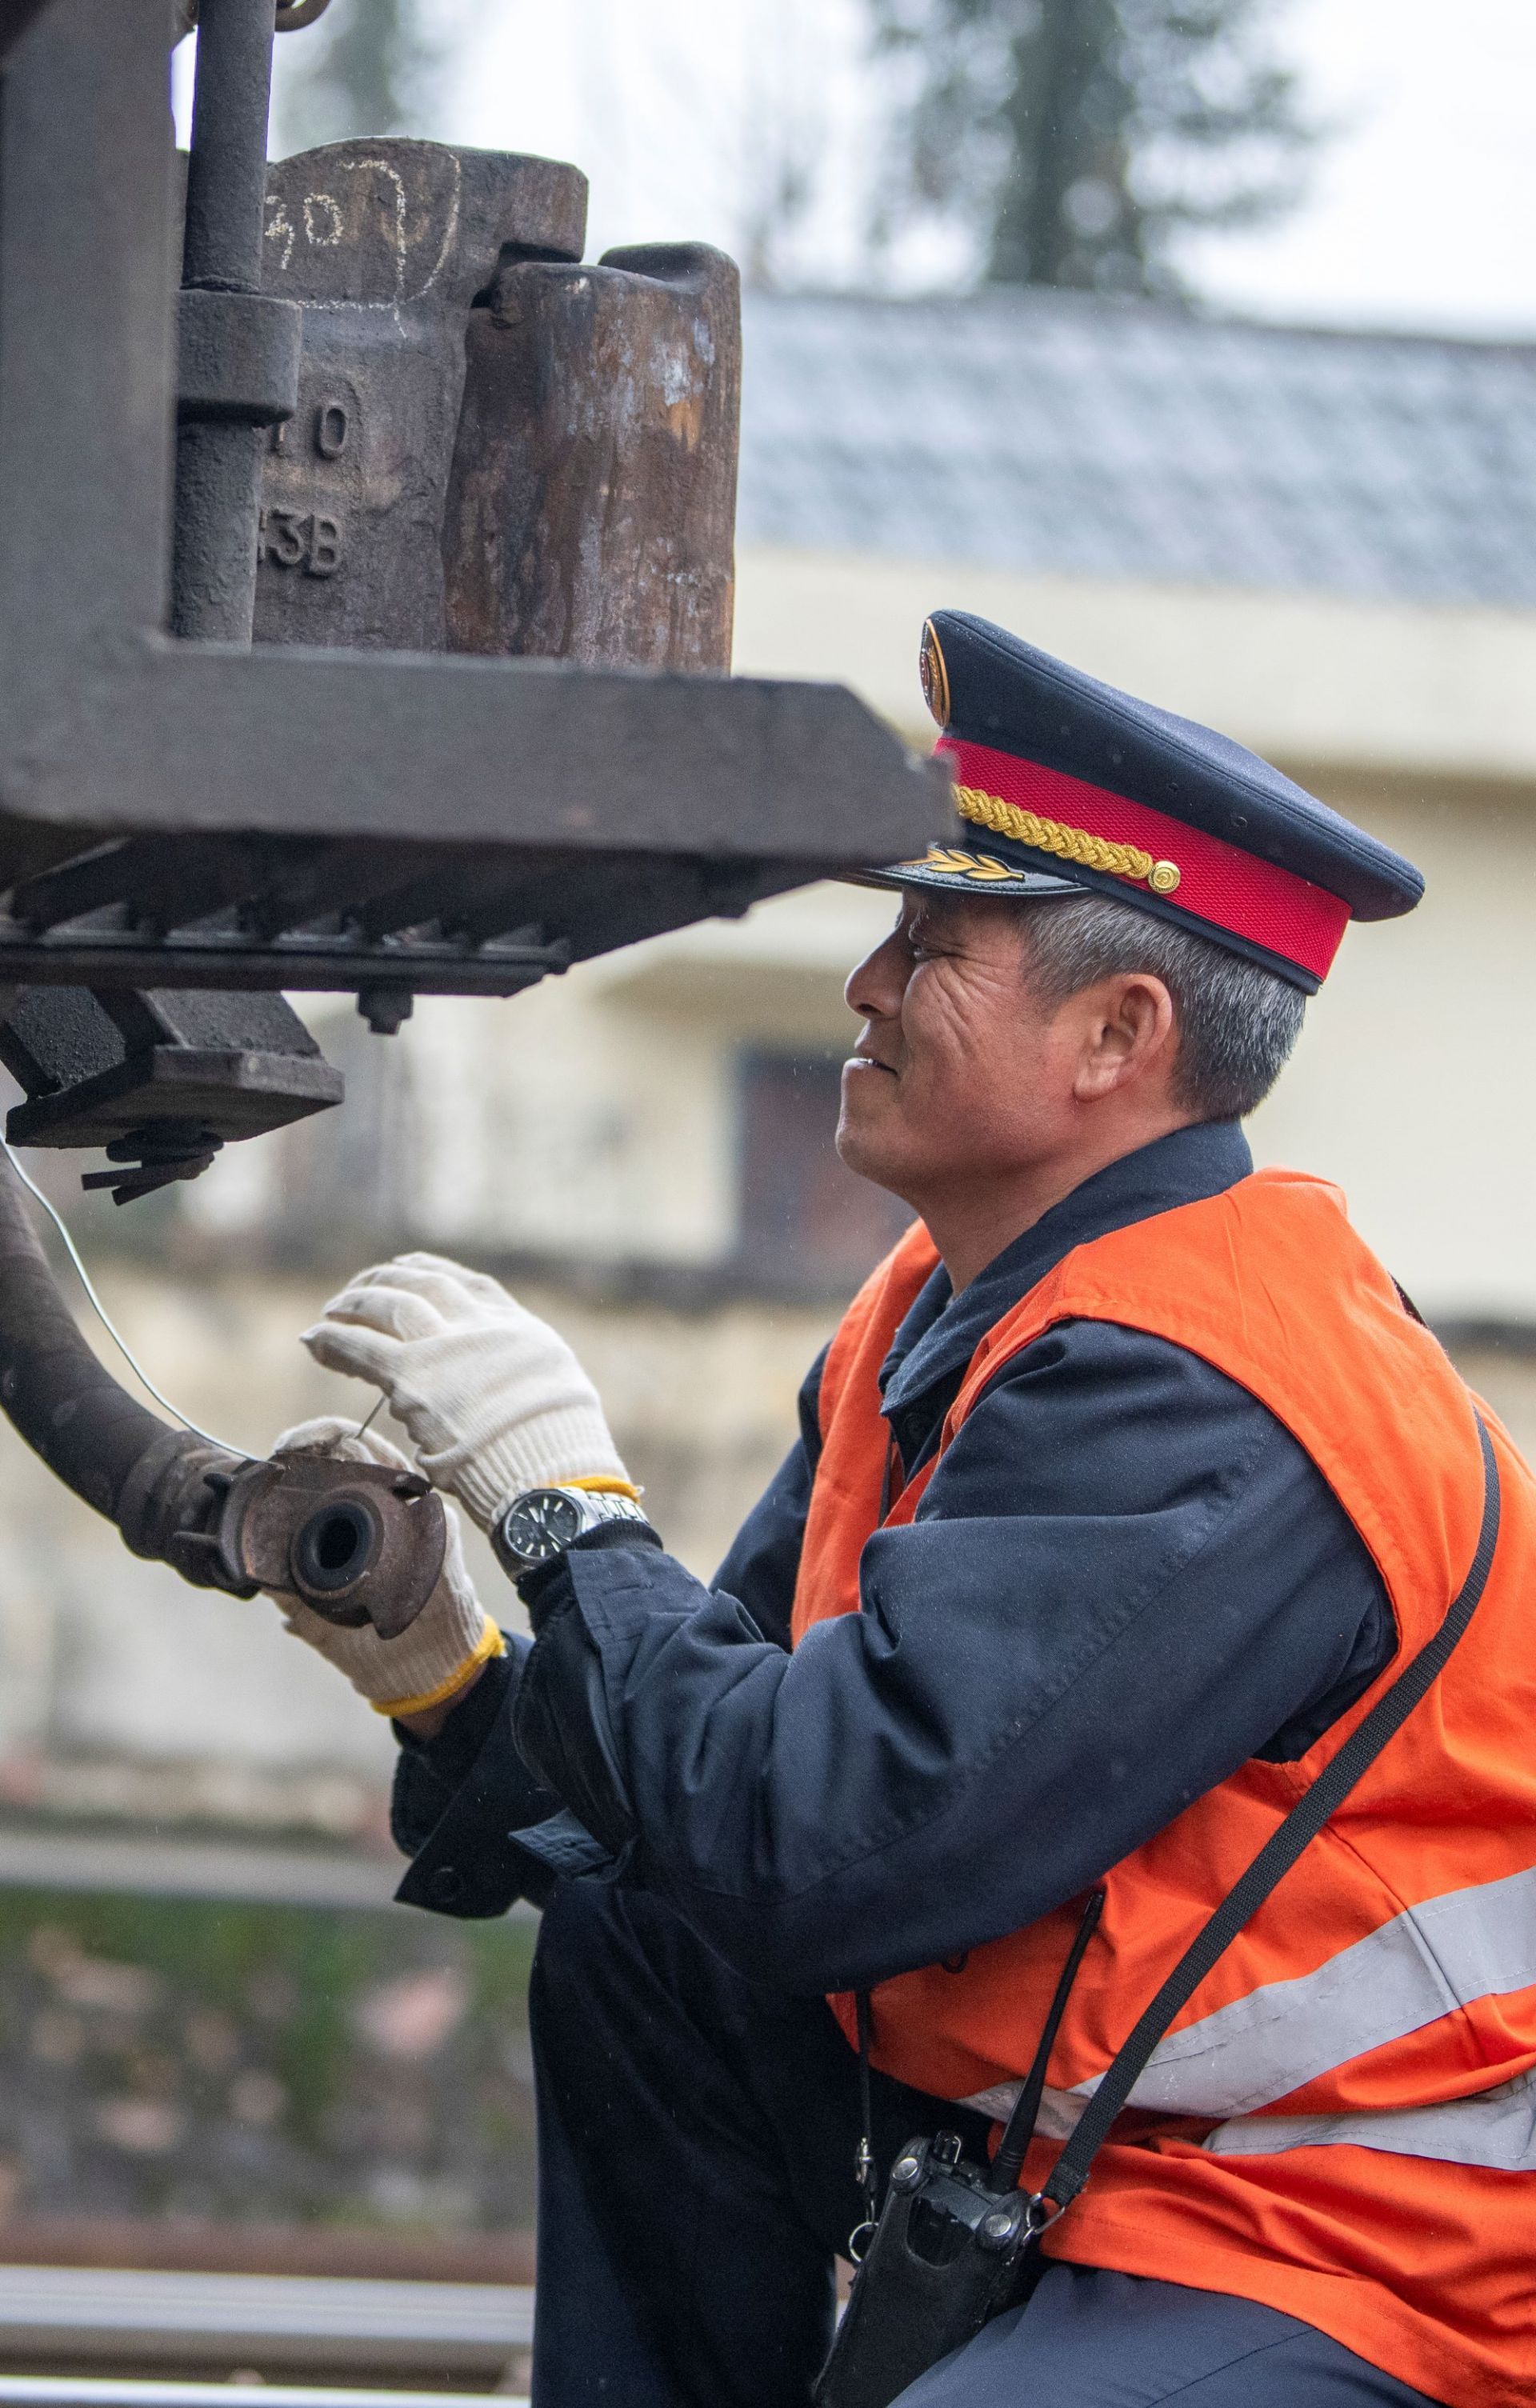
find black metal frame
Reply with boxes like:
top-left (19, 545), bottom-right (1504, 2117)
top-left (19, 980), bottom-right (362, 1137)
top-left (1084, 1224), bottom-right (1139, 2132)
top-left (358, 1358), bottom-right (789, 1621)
top-left (0, 0), bottom-right (944, 1001)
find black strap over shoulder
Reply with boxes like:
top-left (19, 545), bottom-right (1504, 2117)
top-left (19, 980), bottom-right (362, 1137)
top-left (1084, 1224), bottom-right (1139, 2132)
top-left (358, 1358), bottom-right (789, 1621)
top-left (1042, 1408), bottom-right (1501, 2217)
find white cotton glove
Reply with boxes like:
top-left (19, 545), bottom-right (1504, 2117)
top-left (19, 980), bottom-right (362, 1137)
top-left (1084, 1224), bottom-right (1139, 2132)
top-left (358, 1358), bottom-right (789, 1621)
top-left (298, 1254), bottom-right (634, 1533)
top-left (267, 1417), bottom-right (505, 1717)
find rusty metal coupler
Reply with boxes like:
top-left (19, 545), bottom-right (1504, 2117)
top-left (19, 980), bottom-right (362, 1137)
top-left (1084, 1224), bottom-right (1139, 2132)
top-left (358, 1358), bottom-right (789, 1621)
top-left (116, 1436), bottom-right (448, 1637)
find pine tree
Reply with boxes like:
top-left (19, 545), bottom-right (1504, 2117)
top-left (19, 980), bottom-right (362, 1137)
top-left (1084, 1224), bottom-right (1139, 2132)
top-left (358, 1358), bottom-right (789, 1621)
top-left (872, 0), bottom-right (1316, 295)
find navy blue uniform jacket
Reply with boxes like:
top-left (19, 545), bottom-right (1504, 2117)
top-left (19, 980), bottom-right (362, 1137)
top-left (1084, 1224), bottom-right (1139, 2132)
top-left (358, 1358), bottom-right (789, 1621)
top-left (392, 1121), bottom-right (1394, 1998)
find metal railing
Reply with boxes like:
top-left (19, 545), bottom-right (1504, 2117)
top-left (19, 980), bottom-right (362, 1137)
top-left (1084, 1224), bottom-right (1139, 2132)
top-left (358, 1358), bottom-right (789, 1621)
top-left (0, 2269), bottom-right (533, 2390)
top-left (0, 2383), bottom-right (527, 2408)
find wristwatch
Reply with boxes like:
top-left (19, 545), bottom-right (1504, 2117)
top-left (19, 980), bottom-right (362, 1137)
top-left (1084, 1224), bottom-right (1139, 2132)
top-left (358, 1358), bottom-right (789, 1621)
top-left (491, 1484), bottom-right (650, 1578)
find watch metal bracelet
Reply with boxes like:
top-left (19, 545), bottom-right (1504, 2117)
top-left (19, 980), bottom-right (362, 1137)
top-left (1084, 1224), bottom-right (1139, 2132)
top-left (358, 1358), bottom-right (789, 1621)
top-left (492, 1482), bottom-right (650, 1578)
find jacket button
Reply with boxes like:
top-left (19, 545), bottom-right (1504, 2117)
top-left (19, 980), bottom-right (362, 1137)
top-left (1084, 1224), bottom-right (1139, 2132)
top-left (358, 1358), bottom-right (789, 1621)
top-left (428, 1866), bottom-right (465, 1905)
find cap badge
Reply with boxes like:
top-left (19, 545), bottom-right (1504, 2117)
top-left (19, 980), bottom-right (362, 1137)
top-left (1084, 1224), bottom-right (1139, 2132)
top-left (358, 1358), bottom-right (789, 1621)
top-left (906, 846), bottom-right (1017, 882)
top-left (954, 784), bottom-right (1181, 898)
top-left (918, 618), bottom-right (951, 729)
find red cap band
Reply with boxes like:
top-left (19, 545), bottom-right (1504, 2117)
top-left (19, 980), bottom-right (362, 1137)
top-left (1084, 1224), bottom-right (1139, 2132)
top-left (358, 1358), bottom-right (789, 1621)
top-left (937, 737), bottom-right (1351, 984)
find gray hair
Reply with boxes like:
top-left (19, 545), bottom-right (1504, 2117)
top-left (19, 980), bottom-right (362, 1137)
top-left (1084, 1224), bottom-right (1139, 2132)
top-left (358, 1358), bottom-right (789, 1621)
top-left (1018, 893), bottom-right (1306, 1121)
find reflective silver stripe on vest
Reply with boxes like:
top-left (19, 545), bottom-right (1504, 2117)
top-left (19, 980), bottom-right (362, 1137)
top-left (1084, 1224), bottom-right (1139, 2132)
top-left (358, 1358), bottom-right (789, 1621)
top-left (1204, 2066), bottom-right (1536, 2171)
top-left (962, 2078), bottom-right (1086, 2132)
top-left (961, 1862), bottom-right (1536, 2126)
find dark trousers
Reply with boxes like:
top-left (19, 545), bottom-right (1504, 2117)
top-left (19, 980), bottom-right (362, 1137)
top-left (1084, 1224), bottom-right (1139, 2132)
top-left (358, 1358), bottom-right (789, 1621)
top-left (528, 1878), bottom-right (1443, 2408)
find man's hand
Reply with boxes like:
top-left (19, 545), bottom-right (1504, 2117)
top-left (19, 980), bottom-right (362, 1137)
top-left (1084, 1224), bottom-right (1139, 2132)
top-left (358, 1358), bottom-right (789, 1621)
top-left (266, 1417), bottom-right (504, 1718)
top-left (300, 1254), bottom-right (634, 1533)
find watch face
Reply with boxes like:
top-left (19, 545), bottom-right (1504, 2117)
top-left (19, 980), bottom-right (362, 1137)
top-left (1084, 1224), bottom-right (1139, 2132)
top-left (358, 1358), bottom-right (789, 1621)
top-left (502, 1487), bottom-right (586, 1563)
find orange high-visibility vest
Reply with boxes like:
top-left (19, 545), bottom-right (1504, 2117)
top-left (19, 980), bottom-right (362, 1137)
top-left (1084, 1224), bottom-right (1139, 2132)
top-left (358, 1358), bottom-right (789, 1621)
top-left (790, 1170), bottom-right (1536, 2407)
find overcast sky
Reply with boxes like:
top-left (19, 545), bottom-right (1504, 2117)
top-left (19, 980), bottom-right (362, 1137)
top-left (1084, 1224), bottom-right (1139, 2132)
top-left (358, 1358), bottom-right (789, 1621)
top-left (250, 0), bottom-right (1536, 337)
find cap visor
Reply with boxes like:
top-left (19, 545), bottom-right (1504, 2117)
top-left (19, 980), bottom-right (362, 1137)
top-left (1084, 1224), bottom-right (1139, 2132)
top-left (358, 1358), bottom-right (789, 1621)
top-left (847, 851), bottom-right (1083, 898)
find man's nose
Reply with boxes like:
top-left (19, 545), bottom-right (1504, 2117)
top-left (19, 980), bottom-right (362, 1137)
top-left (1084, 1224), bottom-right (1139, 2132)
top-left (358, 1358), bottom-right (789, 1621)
top-left (844, 926), bottom-right (909, 1022)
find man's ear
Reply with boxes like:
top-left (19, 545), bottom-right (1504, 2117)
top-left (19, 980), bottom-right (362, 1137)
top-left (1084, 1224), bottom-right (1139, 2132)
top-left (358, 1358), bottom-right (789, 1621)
top-left (1072, 974), bottom-right (1177, 1101)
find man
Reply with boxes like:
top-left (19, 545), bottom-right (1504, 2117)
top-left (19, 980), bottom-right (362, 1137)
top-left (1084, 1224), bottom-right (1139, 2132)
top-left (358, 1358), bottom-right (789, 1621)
top-left (273, 614), bottom-right (1536, 2408)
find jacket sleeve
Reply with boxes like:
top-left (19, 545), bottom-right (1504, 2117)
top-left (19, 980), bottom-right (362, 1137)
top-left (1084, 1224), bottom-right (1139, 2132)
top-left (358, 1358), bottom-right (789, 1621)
top-left (512, 1320), bottom-right (1395, 1994)
top-left (388, 1348), bottom-right (830, 1911)
top-left (390, 1638), bottom-right (567, 1918)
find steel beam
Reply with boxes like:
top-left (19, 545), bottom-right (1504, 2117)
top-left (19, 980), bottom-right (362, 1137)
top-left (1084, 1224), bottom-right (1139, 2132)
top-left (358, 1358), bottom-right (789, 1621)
top-left (6, 635), bottom-right (934, 857)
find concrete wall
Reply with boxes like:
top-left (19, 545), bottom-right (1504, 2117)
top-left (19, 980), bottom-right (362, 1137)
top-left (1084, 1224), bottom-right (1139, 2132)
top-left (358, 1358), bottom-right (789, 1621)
top-left (1246, 775), bottom-right (1536, 1322)
top-left (733, 546), bottom-right (1536, 783)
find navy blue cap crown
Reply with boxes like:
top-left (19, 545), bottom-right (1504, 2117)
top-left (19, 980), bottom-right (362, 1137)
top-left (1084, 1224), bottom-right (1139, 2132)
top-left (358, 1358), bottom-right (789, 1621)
top-left (873, 612), bottom-right (1424, 992)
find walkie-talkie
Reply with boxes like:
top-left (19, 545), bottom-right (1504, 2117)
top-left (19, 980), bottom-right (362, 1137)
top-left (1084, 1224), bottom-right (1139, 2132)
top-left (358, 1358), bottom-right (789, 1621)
top-left (814, 1892), bottom-right (1105, 2408)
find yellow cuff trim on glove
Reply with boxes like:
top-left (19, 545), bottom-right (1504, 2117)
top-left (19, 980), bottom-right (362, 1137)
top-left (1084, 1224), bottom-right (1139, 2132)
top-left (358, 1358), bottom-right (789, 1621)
top-left (563, 1473), bottom-right (643, 1500)
top-left (371, 1617), bottom-right (508, 1720)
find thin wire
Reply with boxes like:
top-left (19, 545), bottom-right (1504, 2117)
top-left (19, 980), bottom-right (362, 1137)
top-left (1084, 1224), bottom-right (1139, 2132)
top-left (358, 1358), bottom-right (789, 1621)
top-left (0, 1137), bottom-right (394, 1463)
top-left (0, 1135), bottom-right (247, 1454)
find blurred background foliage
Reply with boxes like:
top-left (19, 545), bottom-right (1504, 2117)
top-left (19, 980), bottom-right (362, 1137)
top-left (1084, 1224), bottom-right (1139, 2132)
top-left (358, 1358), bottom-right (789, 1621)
top-left (266, 0), bottom-right (1322, 297)
top-left (273, 0), bottom-right (442, 153)
top-left (0, 1891), bottom-right (536, 2240)
top-left (870, 0), bottom-right (1316, 295)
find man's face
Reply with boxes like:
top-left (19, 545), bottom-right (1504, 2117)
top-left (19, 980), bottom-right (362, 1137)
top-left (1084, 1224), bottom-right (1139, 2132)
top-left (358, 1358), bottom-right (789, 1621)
top-left (837, 892), bottom-right (1070, 1206)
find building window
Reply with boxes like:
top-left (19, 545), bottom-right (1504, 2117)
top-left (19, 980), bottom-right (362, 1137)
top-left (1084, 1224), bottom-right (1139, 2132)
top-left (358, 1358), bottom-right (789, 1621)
top-left (737, 1050), bottom-right (913, 1291)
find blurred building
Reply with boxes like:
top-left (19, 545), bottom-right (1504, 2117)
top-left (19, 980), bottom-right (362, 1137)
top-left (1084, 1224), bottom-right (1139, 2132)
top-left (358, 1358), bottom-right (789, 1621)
top-left (4, 286), bottom-right (1536, 1842)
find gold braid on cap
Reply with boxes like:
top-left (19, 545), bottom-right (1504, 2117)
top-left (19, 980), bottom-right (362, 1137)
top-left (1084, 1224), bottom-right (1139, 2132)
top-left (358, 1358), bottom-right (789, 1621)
top-left (953, 785), bottom-right (1182, 896)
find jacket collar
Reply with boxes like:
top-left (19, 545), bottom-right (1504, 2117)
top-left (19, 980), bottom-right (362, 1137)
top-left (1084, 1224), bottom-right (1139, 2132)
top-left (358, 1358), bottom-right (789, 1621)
top-left (879, 1119), bottom-right (1254, 1420)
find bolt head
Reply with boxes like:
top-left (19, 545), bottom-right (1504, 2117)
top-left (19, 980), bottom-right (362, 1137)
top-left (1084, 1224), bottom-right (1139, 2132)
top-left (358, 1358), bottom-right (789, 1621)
top-left (891, 2154), bottom-right (922, 2190)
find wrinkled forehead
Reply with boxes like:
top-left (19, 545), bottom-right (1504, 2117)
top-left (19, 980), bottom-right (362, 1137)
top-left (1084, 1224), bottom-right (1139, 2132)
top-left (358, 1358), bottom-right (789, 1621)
top-left (897, 884), bottom-right (1062, 949)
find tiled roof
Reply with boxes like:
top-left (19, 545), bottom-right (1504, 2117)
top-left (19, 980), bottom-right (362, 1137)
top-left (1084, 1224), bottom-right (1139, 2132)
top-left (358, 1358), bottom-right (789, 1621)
top-left (738, 289), bottom-right (1536, 608)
